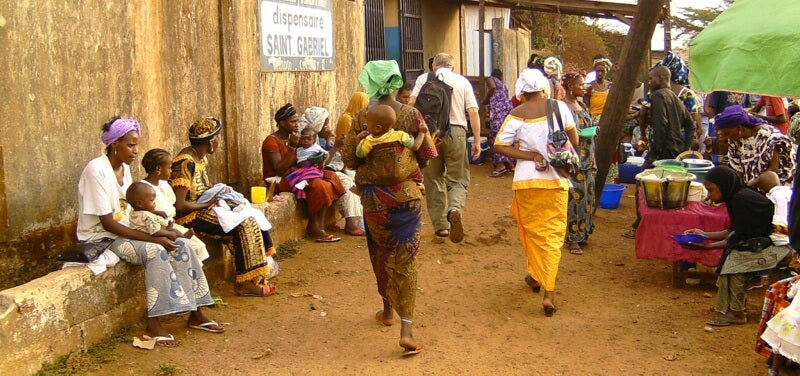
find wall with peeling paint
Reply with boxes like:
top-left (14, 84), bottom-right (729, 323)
top-left (0, 0), bottom-right (365, 289)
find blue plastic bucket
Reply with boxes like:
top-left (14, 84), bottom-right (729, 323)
top-left (467, 136), bottom-right (489, 164)
top-left (599, 184), bottom-right (626, 209)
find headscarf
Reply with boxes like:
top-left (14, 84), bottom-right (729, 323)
top-left (714, 105), bottom-right (766, 130)
top-left (561, 70), bottom-right (586, 91)
top-left (543, 57), bottom-right (563, 79)
top-left (655, 51), bottom-right (689, 85)
top-left (527, 53), bottom-right (545, 70)
top-left (102, 118), bottom-right (141, 146)
top-left (298, 107), bottom-right (330, 133)
top-left (515, 68), bottom-right (551, 100)
top-left (275, 103), bottom-right (297, 123)
top-left (705, 166), bottom-right (746, 204)
top-left (593, 58), bottom-right (613, 71)
top-left (358, 60), bottom-right (404, 98)
top-left (188, 117), bottom-right (222, 145)
top-left (344, 92), bottom-right (369, 116)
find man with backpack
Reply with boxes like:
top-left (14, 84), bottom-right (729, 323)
top-left (409, 53), bottom-right (481, 243)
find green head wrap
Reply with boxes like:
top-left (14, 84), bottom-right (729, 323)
top-left (358, 60), bottom-right (404, 98)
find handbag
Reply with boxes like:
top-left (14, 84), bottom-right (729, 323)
top-left (545, 99), bottom-right (580, 174)
top-left (57, 237), bottom-right (115, 263)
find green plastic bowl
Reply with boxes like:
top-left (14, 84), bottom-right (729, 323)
top-left (578, 126), bottom-right (598, 138)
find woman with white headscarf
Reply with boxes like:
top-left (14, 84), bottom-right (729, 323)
top-left (494, 69), bottom-right (578, 317)
top-left (299, 106), bottom-right (365, 236)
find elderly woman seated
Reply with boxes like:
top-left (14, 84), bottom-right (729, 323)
top-left (261, 103), bottom-right (347, 242)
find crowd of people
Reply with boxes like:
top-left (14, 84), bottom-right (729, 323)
top-left (73, 47), bottom-right (800, 367)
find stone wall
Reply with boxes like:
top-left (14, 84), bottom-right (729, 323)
top-left (0, 0), bottom-right (365, 289)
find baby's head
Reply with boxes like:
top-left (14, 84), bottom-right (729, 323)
top-left (299, 127), bottom-right (316, 149)
top-left (755, 170), bottom-right (781, 193)
top-left (126, 182), bottom-right (156, 212)
top-left (365, 104), bottom-right (396, 137)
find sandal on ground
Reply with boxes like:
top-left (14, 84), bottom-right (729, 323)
top-left (401, 344), bottom-right (424, 356)
top-left (435, 229), bottom-right (450, 238)
top-left (236, 283), bottom-right (276, 297)
top-left (142, 334), bottom-right (180, 347)
top-left (315, 234), bottom-right (342, 243)
top-left (187, 320), bottom-right (225, 333)
top-left (346, 228), bottom-right (366, 236)
top-left (621, 229), bottom-right (636, 239)
top-left (524, 275), bottom-right (541, 293)
top-left (375, 310), bottom-right (393, 326)
top-left (706, 315), bottom-right (746, 326)
top-left (544, 304), bottom-right (557, 317)
top-left (568, 244), bottom-right (584, 255)
top-left (447, 209), bottom-right (464, 243)
top-left (490, 168), bottom-right (510, 177)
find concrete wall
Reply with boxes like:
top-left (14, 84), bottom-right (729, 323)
top-left (422, 0), bottom-right (463, 74)
top-left (0, 0), bottom-right (365, 289)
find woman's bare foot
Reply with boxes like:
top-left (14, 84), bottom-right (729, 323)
top-left (375, 299), bottom-right (394, 326)
top-left (399, 336), bottom-right (423, 355)
top-left (234, 281), bottom-right (275, 297)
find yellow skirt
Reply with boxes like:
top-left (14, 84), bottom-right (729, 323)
top-left (510, 188), bottom-right (568, 291)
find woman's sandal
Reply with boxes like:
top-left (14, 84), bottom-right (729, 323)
top-left (524, 275), bottom-right (541, 293)
top-left (544, 305), bottom-right (557, 317)
top-left (236, 283), bottom-right (276, 297)
top-left (568, 244), bottom-right (584, 255)
top-left (490, 168), bottom-right (510, 177)
top-left (621, 229), bottom-right (636, 239)
top-left (706, 315), bottom-right (746, 326)
top-left (142, 334), bottom-right (180, 347)
top-left (315, 234), bottom-right (342, 243)
top-left (435, 229), bottom-right (450, 238)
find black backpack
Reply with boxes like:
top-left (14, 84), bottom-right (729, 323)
top-left (414, 72), bottom-right (453, 137)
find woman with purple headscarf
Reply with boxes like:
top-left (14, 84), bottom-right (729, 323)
top-left (715, 105), bottom-right (795, 186)
top-left (77, 117), bottom-right (223, 347)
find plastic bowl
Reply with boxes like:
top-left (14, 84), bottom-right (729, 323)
top-left (672, 233), bottom-right (707, 246)
top-left (578, 126), bottom-right (598, 138)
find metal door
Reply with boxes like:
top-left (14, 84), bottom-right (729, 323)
top-left (364, 0), bottom-right (386, 62)
top-left (399, 0), bottom-right (423, 81)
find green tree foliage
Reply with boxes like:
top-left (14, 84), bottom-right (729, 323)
top-left (671, 0), bottom-right (732, 39)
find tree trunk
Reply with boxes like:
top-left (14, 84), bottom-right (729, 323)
top-left (594, 0), bottom-right (665, 196)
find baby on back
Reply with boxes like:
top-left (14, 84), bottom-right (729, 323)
top-left (756, 171), bottom-right (791, 246)
top-left (356, 104), bottom-right (427, 158)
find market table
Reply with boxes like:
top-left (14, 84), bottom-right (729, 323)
top-left (634, 187), bottom-right (731, 286)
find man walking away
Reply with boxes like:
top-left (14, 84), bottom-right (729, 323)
top-left (409, 53), bottom-right (480, 243)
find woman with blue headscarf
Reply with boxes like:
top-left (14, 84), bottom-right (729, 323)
top-left (77, 117), bottom-right (222, 347)
top-left (715, 105), bottom-right (795, 186)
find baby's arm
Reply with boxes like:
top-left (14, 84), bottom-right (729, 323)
top-left (411, 125), bottom-right (428, 151)
top-left (355, 134), bottom-right (371, 158)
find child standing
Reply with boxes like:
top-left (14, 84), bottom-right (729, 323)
top-left (140, 149), bottom-right (210, 262)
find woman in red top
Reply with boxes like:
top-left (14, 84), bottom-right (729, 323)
top-left (262, 103), bottom-right (346, 242)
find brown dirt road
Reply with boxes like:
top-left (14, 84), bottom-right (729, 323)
top-left (88, 163), bottom-right (777, 375)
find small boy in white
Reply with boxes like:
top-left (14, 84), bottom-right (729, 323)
top-left (756, 171), bottom-right (792, 246)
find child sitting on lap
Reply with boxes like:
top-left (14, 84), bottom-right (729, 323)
top-left (285, 127), bottom-right (329, 198)
top-left (126, 182), bottom-right (195, 244)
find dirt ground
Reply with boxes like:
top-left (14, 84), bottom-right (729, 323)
top-left (87, 162), bottom-right (784, 375)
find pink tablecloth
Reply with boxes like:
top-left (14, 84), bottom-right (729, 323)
top-left (635, 188), bottom-right (730, 267)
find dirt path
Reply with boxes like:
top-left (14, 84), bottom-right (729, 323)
top-left (88, 163), bottom-right (775, 375)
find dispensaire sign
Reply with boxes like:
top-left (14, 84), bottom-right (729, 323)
top-left (260, 0), bottom-right (335, 71)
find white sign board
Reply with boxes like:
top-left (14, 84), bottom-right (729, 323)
top-left (260, 0), bottom-right (335, 71)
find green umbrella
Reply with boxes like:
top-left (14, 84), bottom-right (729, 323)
top-left (689, 0), bottom-right (800, 97)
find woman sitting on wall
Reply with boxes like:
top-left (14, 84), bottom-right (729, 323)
top-left (262, 103), bottom-right (347, 242)
top-left (301, 105), bottom-right (365, 236)
top-left (77, 117), bottom-right (223, 347)
top-left (171, 117), bottom-right (278, 297)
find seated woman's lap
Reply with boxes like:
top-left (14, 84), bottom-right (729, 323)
top-left (277, 170), bottom-right (346, 214)
top-left (108, 237), bottom-right (213, 316)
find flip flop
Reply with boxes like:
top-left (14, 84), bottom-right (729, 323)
top-left (568, 244), bottom-right (584, 255)
top-left (490, 168), bottom-right (509, 177)
top-left (142, 334), bottom-right (180, 347)
top-left (237, 283), bottom-right (276, 297)
top-left (315, 234), bottom-right (342, 243)
top-left (706, 315), bottom-right (746, 326)
top-left (346, 228), bottom-right (366, 236)
top-left (187, 320), bottom-right (225, 333)
top-left (435, 229), bottom-right (449, 238)
top-left (447, 210), bottom-right (464, 243)
top-left (524, 275), bottom-right (541, 293)
top-left (621, 229), bottom-right (636, 239)
top-left (401, 344), bottom-right (423, 357)
top-left (375, 310), bottom-right (393, 326)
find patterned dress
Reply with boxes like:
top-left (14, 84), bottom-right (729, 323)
top-left (565, 104), bottom-right (596, 244)
top-left (727, 125), bottom-right (795, 185)
top-left (170, 154), bottom-right (276, 284)
top-left (488, 76), bottom-right (515, 168)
